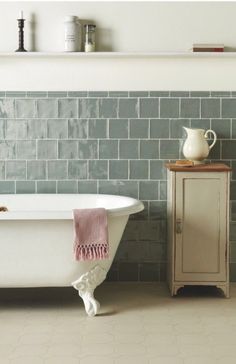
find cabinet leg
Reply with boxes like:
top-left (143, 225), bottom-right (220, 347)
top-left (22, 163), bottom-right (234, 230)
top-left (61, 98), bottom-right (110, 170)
top-left (216, 285), bottom-right (230, 298)
top-left (172, 285), bottom-right (184, 296)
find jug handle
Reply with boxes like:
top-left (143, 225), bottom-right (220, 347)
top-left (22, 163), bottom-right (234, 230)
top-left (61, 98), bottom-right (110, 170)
top-left (205, 129), bottom-right (217, 150)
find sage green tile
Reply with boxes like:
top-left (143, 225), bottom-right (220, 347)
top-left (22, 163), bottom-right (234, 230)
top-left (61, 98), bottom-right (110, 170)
top-left (211, 119), bottom-right (231, 139)
top-left (130, 160), bottom-right (148, 179)
top-left (17, 140), bottom-right (36, 159)
top-left (160, 99), bottom-right (179, 118)
top-left (190, 118), bottom-right (210, 129)
top-left (208, 141), bottom-right (220, 160)
top-left (150, 119), bottom-right (169, 138)
top-left (0, 141), bottom-right (16, 159)
top-left (6, 91), bottom-right (26, 98)
top-left (78, 140), bottom-right (98, 159)
top-left (99, 140), bottom-right (118, 159)
top-left (160, 181), bottom-right (167, 200)
top-left (15, 99), bottom-right (35, 118)
top-left (48, 160), bottom-right (67, 180)
top-left (201, 98), bottom-right (220, 118)
top-left (211, 91), bottom-right (231, 97)
top-left (109, 119), bottom-right (128, 138)
top-left (119, 140), bottom-right (139, 159)
top-left (230, 242), bottom-right (236, 263)
top-left (109, 91), bottom-right (128, 97)
top-left (78, 181), bottom-right (97, 194)
top-left (230, 263), bottom-right (236, 281)
top-left (231, 119), bottom-right (236, 138)
top-left (119, 262), bottom-right (139, 281)
top-left (6, 161), bottom-right (26, 180)
top-left (27, 91), bottom-right (47, 98)
top-left (37, 99), bottom-right (58, 118)
top-left (68, 160), bottom-right (87, 179)
top-left (230, 222), bottom-right (236, 241)
top-left (27, 119), bottom-right (47, 139)
top-left (130, 119), bottom-right (149, 138)
top-left (222, 140), bottom-right (236, 159)
top-left (139, 263), bottom-right (159, 282)
top-left (150, 91), bottom-right (169, 97)
top-left (140, 98), bottom-right (159, 118)
top-left (0, 99), bottom-right (15, 118)
top-left (37, 140), bottom-right (57, 159)
top-left (89, 91), bottom-right (108, 97)
top-left (68, 91), bottom-right (87, 97)
top-left (129, 91), bottom-right (149, 97)
top-left (99, 98), bottom-right (118, 118)
top-left (68, 118), bottom-right (87, 139)
top-left (27, 161), bottom-right (46, 180)
top-left (0, 119), bottom-right (5, 139)
top-left (139, 181), bottom-right (159, 200)
top-left (5, 119), bottom-right (28, 139)
top-left (58, 140), bottom-right (77, 159)
top-left (0, 92), bottom-right (5, 97)
top-left (160, 140), bottom-right (180, 159)
top-left (98, 180), bottom-right (138, 198)
top-left (57, 181), bottom-right (78, 193)
top-left (150, 160), bottom-right (167, 180)
top-left (190, 91), bottom-right (210, 97)
top-left (231, 181), bottom-right (236, 200)
top-left (47, 119), bottom-right (67, 139)
top-left (170, 118), bottom-right (190, 138)
top-left (170, 91), bottom-right (190, 97)
top-left (0, 181), bottom-right (15, 193)
top-left (89, 160), bottom-right (108, 179)
top-left (16, 181), bottom-right (35, 193)
top-left (140, 140), bottom-right (159, 159)
top-left (231, 202), bottom-right (236, 221)
top-left (119, 98), bottom-right (138, 118)
top-left (160, 263), bottom-right (167, 281)
top-left (0, 160), bottom-right (4, 180)
top-left (48, 91), bottom-right (67, 97)
top-left (37, 181), bottom-right (56, 193)
top-left (109, 160), bottom-right (128, 179)
top-left (89, 119), bottom-right (107, 138)
top-left (79, 98), bottom-right (99, 118)
top-left (149, 201), bottom-right (167, 219)
top-left (180, 98), bottom-right (200, 118)
top-left (222, 99), bottom-right (236, 117)
top-left (232, 161), bottom-right (236, 180)
top-left (58, 98), bottom-right (78, 118)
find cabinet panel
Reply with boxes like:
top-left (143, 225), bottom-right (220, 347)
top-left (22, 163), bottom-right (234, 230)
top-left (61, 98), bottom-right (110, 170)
top-left (175, 172), bottom-right (227, 282)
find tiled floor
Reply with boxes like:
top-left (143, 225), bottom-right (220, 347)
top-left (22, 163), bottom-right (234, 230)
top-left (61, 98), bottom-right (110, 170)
top-left (0, 283), bottom-right (236, 364)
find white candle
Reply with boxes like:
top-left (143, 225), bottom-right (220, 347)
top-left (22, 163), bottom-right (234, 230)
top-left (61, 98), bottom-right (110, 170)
top-left (19, 11), bottom-right (24, 19)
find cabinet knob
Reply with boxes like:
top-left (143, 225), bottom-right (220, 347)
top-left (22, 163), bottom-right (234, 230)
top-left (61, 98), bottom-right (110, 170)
top-left (176, 219), bottom-right (182, 234)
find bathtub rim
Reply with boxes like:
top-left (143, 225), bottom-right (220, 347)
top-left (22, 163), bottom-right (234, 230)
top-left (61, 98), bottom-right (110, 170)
top-left (0, 193), bottom-right (144, 220)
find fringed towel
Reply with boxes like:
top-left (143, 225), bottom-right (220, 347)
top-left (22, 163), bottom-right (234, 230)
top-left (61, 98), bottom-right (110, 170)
top-left (73, 208), bottom-right (109, 261)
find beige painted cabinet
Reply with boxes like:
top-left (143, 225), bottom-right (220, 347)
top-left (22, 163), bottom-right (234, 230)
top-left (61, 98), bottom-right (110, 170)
top-left (166, 163), bottom-right (231, 297)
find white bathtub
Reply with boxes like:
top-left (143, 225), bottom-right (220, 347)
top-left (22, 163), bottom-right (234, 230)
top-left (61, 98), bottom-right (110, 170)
top-left (0, 194), bottom-right (144, 316)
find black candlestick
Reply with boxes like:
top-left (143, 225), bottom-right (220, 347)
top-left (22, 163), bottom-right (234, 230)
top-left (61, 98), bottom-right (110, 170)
top-left (15, 19), bottom-right (27, 52)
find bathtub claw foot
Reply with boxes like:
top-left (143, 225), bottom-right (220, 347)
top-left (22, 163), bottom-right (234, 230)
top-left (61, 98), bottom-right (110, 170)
top-left (71, 265), bottom-right (107, 317)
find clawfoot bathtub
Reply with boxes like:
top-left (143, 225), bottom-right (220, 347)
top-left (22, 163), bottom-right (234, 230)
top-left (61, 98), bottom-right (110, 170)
top-left (0, 194), bottom-right (144, 316)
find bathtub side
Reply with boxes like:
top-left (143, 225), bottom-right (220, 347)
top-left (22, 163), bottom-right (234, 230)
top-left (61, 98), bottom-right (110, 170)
top-left (0, 215), bottom-right (129, 288)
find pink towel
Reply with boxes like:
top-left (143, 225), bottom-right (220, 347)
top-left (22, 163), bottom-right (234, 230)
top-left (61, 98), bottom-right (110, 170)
top-left (73, 208), bottom-right (109, 261)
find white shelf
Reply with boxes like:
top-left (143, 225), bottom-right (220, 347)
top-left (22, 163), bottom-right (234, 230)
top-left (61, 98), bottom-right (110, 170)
top-left (0, 51), bottom-right (236, 58)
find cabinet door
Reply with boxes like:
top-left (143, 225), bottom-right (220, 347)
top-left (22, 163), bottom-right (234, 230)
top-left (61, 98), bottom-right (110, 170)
top-left (175, 172), bottom-right (227, 282)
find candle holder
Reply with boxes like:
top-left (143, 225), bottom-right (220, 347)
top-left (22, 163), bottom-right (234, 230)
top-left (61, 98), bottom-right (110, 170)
top-left (15, 18), bottom-right (27, 52)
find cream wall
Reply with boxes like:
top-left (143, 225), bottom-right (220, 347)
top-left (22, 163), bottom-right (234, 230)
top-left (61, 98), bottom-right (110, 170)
top-left (0, 1), bottom-right (236, 90)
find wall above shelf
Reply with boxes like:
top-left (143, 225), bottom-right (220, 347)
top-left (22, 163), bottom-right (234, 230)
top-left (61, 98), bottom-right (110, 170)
top-left (1, 51), bottom-right (236, 58)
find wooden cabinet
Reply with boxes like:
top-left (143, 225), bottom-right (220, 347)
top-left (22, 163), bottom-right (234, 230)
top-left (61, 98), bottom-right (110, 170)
top-left (166, 163), bottom-right (231, 297)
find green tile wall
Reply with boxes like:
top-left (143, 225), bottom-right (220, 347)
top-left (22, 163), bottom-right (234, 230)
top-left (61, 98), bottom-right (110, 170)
top-left (0, 91), bottom-right (236, 282)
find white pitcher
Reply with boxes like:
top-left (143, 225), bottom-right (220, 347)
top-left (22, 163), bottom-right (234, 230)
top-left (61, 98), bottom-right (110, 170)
top-left (182, 127), bottom-right (217, 164)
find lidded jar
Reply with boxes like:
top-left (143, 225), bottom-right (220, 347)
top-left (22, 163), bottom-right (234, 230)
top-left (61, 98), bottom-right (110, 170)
top-left (84, 24), bottom-right (96, 52)
top-left (64, 15), bottom-right (82, 52)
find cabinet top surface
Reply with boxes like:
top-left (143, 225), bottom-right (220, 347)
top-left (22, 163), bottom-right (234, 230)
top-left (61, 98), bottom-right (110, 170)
top-left (165, 163), bottom-right (232, 172)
